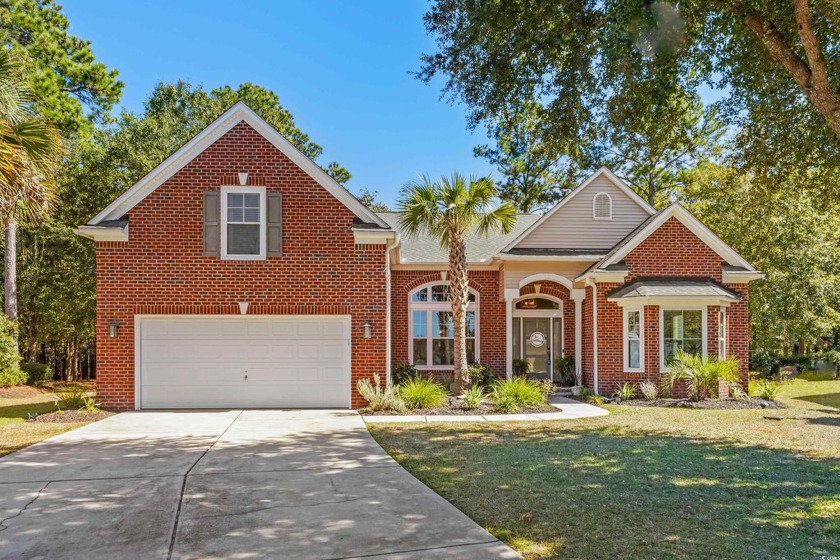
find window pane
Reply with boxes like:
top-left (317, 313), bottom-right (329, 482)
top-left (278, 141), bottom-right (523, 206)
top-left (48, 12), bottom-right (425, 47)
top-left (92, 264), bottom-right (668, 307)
top-left (683, 311), bottom-right (702, 339)
top-left (242, 193), bottom-right (260, 207)
top-left (664, 340), bottom-right (679, 365)
top-left (629, 339), bottom-right (640, 369)
top-left (515, 298), bottom-right (559, 310)
top-left (664, 311), bottom-right (683, 339)
top-left (413, 339), bottom-right (427, 366)
top-left (227, 224), bottom-right (260, 255)
top-left (513, 318), bottom-right (521, 360)
top-left (433, 311), bottom-right (454, 337)
top-left (466, 339), bottom-right (475, 363)
top-left (431, 285), bottom-right (449, 302)
top-left (243, 207), bottom-right (260, 223)
top-left (432, 339), bottom-right (454, 365)
top-left (411, 289), bottom-right (428, 302)
top-left (465, 311), bottom-right (476, 337)
top-left (228, 193), bottom-right (244, 208)
top-left (628, 311), bottom-right (640, 338)
top-left (683, 339), bottom-right (702, 355)
top-left (412, 311), bottom-right (427, 338)
top-left (227, 207), bottom-right (244, 222)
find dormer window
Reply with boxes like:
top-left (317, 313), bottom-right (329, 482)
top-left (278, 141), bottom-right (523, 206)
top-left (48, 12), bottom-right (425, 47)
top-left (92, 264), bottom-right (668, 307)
top-left (593, 192), bottom-right (612, 220)
top-left (221, 186), bottom-right (266, 260)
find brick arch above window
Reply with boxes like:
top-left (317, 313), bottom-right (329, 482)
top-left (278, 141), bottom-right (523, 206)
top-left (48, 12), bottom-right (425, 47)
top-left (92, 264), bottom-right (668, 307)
top-left (519, 281), bottom-right (571, 301)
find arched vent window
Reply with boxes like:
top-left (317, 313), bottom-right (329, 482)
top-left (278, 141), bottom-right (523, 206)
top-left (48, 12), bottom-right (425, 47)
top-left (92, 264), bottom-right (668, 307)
top-left (593, 192), bottom-right (612, 220)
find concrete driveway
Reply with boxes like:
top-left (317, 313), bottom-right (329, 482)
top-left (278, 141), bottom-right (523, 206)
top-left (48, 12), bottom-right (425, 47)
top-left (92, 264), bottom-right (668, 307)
top-left (0, 410), bottom-right (520, 559)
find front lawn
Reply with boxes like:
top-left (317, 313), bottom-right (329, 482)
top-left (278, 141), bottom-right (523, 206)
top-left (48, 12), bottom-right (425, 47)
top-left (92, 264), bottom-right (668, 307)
top-left (0, 383), bottom-right (99, 457)
top-left (369, 373), bottom-right (840, 559)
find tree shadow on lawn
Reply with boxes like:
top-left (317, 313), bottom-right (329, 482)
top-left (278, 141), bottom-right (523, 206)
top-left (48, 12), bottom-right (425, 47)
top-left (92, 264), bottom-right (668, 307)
top-left (793, 392), bottom-right (840, 411)
top-left (373, 424), bottom-right (840, 559)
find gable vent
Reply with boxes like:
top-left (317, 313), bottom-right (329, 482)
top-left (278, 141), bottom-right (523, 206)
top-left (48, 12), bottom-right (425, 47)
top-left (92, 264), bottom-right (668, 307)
top-left (593, 192), bottom-right (612, 220)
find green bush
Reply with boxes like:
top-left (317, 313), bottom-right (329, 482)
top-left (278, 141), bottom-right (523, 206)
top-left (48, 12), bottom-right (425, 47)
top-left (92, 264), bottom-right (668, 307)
top-left (462, 385), bottom-right (487, 410)
top-left (753, 380), bottom-right (783, 401)
top-left (0, 368), bottom-right (27, 387)
top-left (512, 359), bottom-right (531, 376)
top-left (357, 373), bottom-right (407, 413)
top-left (554, 356), bottom-right (576, 385)
top-left (465, 363), bottom-right (493, 387)
top-left (492, 376), bottom-right (546, 407)
top-left (579, 386), bottom-right (595, 400)
top-left (21, 362), bottom-right (53, 385)
top-left (391, 362), bottom-right (417, 386)
top-left (0, 315), bottom-right (22, 386)
top-left (750, 349), bottom-right (781, 378)
top-left (665, 352), bottom-right (739, 401)
top-left (614, 382), bottom-right (637, 401)
top-left (399, 376), bottom-right (447, 409)
top-left (494, 393), bottom-right (518, 413)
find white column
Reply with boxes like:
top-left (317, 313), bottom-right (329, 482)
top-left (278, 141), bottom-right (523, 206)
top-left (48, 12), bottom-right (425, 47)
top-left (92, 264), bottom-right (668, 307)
top-left (504, 288), bottom-right (518, 380)
top-left (571, 289), bottom-right (585, 383)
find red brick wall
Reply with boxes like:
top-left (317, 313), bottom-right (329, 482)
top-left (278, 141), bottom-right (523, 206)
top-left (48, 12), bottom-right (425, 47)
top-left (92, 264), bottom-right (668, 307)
top-left (390, 269), bottom-right (505, 377)
top-left (591, 217), bottom-right (750, 395)
top-left (94, 122), bottom-right (387, 409)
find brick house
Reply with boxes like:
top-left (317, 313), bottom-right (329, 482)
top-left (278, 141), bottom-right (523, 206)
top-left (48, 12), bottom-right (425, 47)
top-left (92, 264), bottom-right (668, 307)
top-left (77, 102), bottom-right (763, 410)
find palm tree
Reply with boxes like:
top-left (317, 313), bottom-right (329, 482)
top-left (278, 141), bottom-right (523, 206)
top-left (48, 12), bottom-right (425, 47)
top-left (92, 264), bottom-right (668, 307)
top-left (398, 173), bottom-right (517, 394)
top-left (0, 50), bottom-right (61, 322)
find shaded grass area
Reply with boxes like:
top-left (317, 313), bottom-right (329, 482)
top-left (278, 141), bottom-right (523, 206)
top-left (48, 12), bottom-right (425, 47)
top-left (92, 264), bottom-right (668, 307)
top-left (0, 384), bottom-right (97, 457)
top-left (369, 374), bottom-right (840, 559)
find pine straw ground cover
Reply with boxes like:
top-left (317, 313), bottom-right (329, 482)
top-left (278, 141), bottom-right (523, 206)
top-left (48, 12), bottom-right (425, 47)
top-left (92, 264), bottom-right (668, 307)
top-left (368, 372), bottom-right (840, 559)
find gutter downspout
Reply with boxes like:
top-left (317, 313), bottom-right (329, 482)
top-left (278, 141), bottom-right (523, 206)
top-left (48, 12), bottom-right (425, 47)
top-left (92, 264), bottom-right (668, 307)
top-left (586, 277), bottom-right (599, 395)
top-left (384, 235), bottom-right (399, 388)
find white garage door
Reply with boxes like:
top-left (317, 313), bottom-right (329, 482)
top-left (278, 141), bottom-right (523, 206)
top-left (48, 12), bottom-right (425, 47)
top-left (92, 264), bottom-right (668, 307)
top-left (138, 316), bottom-right (351, 409)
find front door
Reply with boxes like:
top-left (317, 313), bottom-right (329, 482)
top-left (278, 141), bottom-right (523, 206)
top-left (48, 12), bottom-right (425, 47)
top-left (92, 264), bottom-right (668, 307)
top-left (512, 297), bottom-right (564, 381)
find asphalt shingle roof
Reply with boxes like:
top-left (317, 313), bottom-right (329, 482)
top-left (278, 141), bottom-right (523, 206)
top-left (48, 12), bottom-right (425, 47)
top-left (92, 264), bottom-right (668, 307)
top-left (606, 278), bottom-right (741, 300)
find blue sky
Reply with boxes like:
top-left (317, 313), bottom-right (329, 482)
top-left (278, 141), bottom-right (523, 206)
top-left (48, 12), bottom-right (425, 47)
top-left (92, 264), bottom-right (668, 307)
top-left (61, 0), bottom-right (493, 207)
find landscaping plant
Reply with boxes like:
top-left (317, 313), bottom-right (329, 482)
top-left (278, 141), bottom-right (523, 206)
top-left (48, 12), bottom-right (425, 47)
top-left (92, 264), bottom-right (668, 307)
top-left (638, 380), bottom-right (658, 400)
top-left (399, 376), bottom-right (448, 409)
top-left (729, 383), bottom-right (748, 401)
top-left (464, 363), bottom-right (493, 387)
top-left (493, 393), bottom-right (518, 413)
top-left (391, 362), bottom-right (417, 386)
top-left (357, 373), bottom-right (407, 413)
top-left (0, 315), bottom-right (24, 387)
top-left (614, 382), bottom-right (637, 401)
top-left (754, 380), bottom-right (783, 401)
top-left (512, 359), bottom-right (531, 376)
top-left (492, 377), bottom-right (546, 408)
top-left (21, 362), bottom-right (53, 385)
top-left (665, 351), bottom-right (739, 401)
top-left (462, 385), bottom-right (487, 410)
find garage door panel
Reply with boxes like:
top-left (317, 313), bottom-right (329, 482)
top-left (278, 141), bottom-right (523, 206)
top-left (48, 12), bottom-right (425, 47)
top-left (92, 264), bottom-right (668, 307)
top-left (139, 316), bottom-right (351, 409)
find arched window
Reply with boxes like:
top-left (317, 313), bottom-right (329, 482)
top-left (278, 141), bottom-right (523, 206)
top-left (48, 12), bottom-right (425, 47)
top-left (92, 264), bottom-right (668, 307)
top-left (593, 192), bottom-right (612, 219)
top-left (409, 283), bottom-right (478, 367)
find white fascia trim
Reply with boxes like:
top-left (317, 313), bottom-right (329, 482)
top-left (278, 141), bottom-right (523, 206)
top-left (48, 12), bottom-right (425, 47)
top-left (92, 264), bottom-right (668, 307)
top-left (576, 270), bottom-right (629, 283)
top-left (722, 270), bottom-right (766, 284)
top-left (74, 225), bottom-right (129, 242)
top-left (609, 296), bottom-right (736, 307)
top-left (599, 203), bottom-right (755, 271)
top-left (501, 166), bottom-right (656, 252)
top-left (353, 229), bottom-right (397, 245)
top-left (496, 254), bottom-right (605, 262)
top-left (90, 102), bottom-right (387, 228)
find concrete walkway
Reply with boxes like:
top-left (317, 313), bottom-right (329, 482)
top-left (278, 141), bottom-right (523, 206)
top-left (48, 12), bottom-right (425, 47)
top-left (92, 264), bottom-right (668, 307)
top-left (363, 396), bottom-right (609, 423)
top-left (0, 410), bottom-right (521, 559)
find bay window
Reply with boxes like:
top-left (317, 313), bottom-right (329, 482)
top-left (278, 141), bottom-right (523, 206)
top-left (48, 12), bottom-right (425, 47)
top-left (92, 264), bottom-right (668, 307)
top-left (410, 284), bottom-right (477, 367)
top-left (661, 308), bottom-right (705, 370)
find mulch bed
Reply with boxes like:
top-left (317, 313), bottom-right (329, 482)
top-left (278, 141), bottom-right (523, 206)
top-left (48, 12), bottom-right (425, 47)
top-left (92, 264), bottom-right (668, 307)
top-left (615, 398), bottom-right (786, 410)
top-left (360, 398), bottom-right (557, 416)
top-left (31, 410), bottom-right (115, 423)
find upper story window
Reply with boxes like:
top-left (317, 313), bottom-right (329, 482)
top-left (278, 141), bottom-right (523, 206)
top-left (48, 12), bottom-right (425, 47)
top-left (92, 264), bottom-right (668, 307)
top-left (221, 186), bottom-right (266, 260)
top-left (409, 283), bottom-right (478, 368)
top-left (593, 192), bottom-right (612, 220)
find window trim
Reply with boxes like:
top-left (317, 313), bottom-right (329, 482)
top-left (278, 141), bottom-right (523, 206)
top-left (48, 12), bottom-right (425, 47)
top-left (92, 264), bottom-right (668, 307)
top-left (659, 306), bottom-right (707, 373)
top-left (718, 308), bottom-right (727, 360)
top-left (220, 186), bottom-right (267, 261)
top-left (623, 307), bottom-right (644, 373)
top-left (408, 282), bottom-right (479, 369)
top-left (593, 192), bottom-right (613, 220)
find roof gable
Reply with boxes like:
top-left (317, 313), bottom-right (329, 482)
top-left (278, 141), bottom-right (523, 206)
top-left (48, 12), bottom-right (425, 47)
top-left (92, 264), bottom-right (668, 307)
top-left (89, 102), bottom-right (387, 228)
top-left (503, 167), bottom-right (656, 251)
top-left (595, 203), bottom-right (755, 272)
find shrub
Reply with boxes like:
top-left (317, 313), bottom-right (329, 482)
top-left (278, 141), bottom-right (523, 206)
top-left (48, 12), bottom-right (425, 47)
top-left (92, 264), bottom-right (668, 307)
top-left (399, 376), bottom-right (447, 409)
top-left (357, 373), bottom-right (407, 413)
top-left (665, 352), bottom-right (739, 401)
top-left (554, 356), bottom-right (576, 385)
top-left (494, 394), bottom-right (518, 413)
top-left (0, 315), bottom-right (22, 386)
top-left (462, 385), bottom-right (487, 410)
top-left (391, 362), bottom-right (417, 386)
top-left (493, 377), bottom-right (546, 407)
top-left (638, 381), bottom-right (658, 400)
top-left (614, 383), bottom-right (637, 401)
top-left (21, 362), bottom-right (53, 386)
top-left (753, 380), bottom-right (783, 401)
top-left (62, 388), bottom-right (89, 409)
top-left (465, 363), bottom-right (493, 387)
top-left (749, 349), bottom-right (781, 378)
top-left (0, 368), bottom-right (27, 387)
top-left (536, 378), bottom-right (556, 400)
top-left (81, 396), bottom-right (101, 412)
top-left (729, 383), bottom-right (748, 401)
top-left (579, 386), bottom-right (595, 400)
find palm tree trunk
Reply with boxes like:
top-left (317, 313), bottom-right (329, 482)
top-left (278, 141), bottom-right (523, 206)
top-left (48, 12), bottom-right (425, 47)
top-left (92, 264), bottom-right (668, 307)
top-left (448, 230), bottom-right (469, 395)
top-left (4, 220), bottom-right (17, 322)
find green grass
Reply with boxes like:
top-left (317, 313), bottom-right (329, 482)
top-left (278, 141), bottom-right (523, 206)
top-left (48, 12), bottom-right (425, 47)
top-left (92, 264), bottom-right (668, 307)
top-left (369, 372), bottom-right (840, 559)
top-left (0, 384), bottom-right (97, 457)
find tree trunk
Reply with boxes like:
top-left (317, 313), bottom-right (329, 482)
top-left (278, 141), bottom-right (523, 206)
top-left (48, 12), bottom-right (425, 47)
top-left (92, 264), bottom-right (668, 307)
top-left (448, 230), bottom-right (469, 395)
top-left (4, 220), bottom-right (17, 322)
